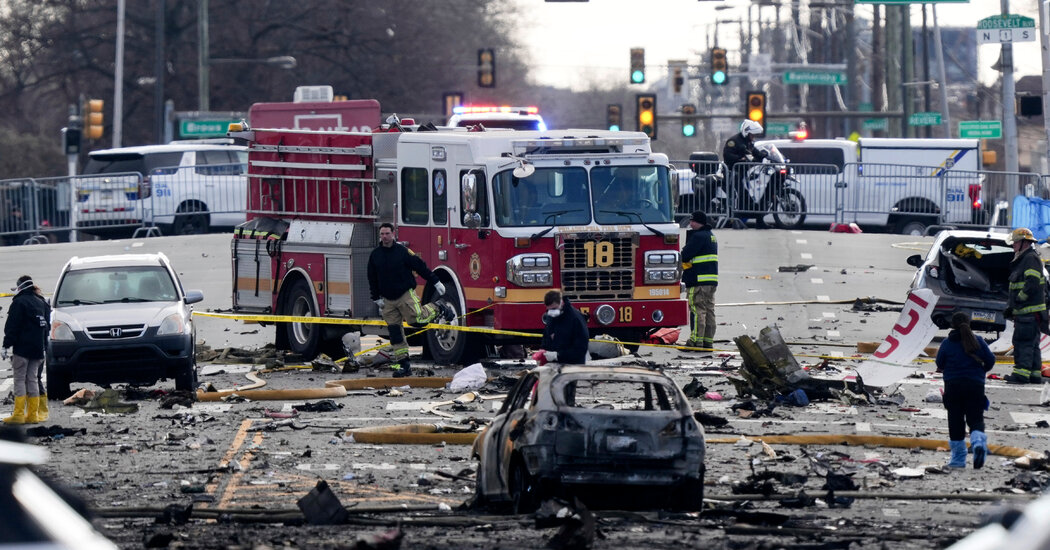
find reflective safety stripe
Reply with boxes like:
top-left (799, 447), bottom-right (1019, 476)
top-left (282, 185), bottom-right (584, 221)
top-left (1014, 303), bottom-right (1047, 315)
top-left (691, 254), bottom-right (718, 263)
top-left (695, 274), bottom-right (718, 282)
top-left (1009, 282), bottom-right (1025, 289)
top-left (1024, 268), bottom-right (1045, 282)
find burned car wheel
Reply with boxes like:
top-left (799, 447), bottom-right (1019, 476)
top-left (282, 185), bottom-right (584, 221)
top-left (672, 466), bottom-right (705, 512)
top-left (510, 459), bottom-right (541, 514)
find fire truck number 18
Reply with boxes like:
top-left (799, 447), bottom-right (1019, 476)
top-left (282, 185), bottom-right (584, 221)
top-left (578, 306), bottom-right (633, 323)
top-left (583, 241), bottom-right (615, 267)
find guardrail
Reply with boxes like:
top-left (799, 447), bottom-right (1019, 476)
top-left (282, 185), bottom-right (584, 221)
top-left (672, 159), bottom-right (1044, 235)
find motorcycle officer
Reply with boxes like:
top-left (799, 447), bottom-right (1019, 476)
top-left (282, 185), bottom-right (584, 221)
top-left (722, 120), bottom-right (768, 225)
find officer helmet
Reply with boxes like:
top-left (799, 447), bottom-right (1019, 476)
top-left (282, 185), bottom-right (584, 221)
top-left (740, 120), bottom-right (763, 138)
top-left (1006, 227), bottom-right (1037, 245)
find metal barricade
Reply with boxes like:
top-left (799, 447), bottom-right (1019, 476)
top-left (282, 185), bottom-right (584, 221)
top-left (0, 177), bottom-right (77, 246)
top-left (727, 161), bottom-right (842, 226)
top-left (147, 162), bottom-right (247, 235)
top-left (672, 159), bottom-right (728, 221)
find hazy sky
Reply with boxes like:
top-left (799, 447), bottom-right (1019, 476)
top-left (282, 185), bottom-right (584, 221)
top-left (513, 0), bottom-right (1042, 90)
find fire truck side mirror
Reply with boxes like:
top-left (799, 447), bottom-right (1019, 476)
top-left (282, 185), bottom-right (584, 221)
top-left (461, 173), bottom-right (478, 213)
top-left (463, 212), bottom-right (482, 229)
top-left (669, 169), bottom-right (680, 206)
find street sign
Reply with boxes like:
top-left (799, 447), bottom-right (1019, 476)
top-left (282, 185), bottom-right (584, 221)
top-left (783, 70), bottom-right (847, 85)
top-left (863, 118), bottom-right (889, 131)
top-left (179, 119), bottom-right (238, 138)
top-left (908, 112), bottom-right (942, 126)
top-left (958, 120), bottom-right (1002, 139)
top-left (765, 121), bottom-right (791, 135)
top-left (977, 14), bottom-right (1036, 44)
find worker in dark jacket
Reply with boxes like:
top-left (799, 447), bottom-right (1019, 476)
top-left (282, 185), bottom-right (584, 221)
top-left (722, 120), bottom-right (768, 224)
top-left (935, 312), bottom-right (996, 469)
top-left (3, 275), bottom-right (50, 424)
top-left (1004, 227), bottom-right (1046, 384)
top-left (538, 290), bottom-right (589, 365)
top-left (681, 211), bottom-right (718, 350)
top-left (367, 223), bottom-right (454, 377)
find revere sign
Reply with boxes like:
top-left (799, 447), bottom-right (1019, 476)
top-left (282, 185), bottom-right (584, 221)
top-left (958, 120), bottom-right (1002, 139)
top-left (908, 112), bottom-right (942, 127)
top-left (977, 14), bottom-right (1036, 44)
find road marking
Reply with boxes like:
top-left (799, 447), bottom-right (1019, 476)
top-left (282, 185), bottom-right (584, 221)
top-left (1010, 412), bottom-right (1050, 424)
top-left (796, 239), bottom-right (808, 244)
top-left (0, 379), bottom-right (10, 394)
top-left (855, 422), bottom-right (872, 432)
top-left (826, 330), bottom-right (841, 338)
top-left (800, 252), bottom-right (813, 259)
top-left (131, 242), bottom-right (144, 248)
top-left (811, 278), bottom-right (824, 284)
top-left (295, 463), bottom-right (340, 471)
top-left (816, 295), bottom-right (830, 302)
top-left (823, 312), bottom-right (836, 318)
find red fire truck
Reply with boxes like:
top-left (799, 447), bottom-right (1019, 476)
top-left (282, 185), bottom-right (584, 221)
top-left (229, 101), bottom-right (687, 364)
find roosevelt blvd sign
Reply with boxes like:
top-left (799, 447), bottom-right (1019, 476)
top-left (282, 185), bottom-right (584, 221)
top-left (977, 14), bottom-right (1036, 44)
top-left (958, 120), bottom-right (1002, 139)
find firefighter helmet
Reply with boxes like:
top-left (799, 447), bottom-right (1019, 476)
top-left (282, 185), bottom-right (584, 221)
top-left (1006, 227), bottom-right (1037, 245)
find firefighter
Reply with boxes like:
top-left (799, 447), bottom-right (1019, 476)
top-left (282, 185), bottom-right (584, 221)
top-left (722, 120), bottom-right (768, 221)
top-left (3, 275), bottom-right (50, 424)
top-left (681, 211), bottom-right (718, 351)
top-left (1004, 227), bottom-right (1047, 384)
top-left (537, 289), bottom-right (589, 364)
top-left (367, 223), bottom-right (455, 377)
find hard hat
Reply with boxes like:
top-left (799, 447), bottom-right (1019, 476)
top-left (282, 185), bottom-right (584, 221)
top-left (1006, 227), bottom-right (1037, 245)
top-left (740, 119), bottom-right (763, 138)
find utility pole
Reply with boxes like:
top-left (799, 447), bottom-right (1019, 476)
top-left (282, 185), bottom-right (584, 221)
top-left (154, 0), bottom-right (165, 144)
top-left (873, 4), bottom-right (884, 136)
top-left (902, 6), bottom-right (914, 138)
top-left (113, 0), bottom-right (125, 147)
top-left (932, 5), bottom-right (952, 138)
top-left (197, 0), bottom-right (209, 112)
top-left (1002, 0), bottom-right (1019, 174)
top-left (1041, 0), bottom-right (1050, 172)
top-left (887, 6), bottom-right (902, 136)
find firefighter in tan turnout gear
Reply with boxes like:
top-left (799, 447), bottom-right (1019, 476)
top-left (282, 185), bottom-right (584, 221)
top-left (681, 211), bottom-right (718, 350)
top-left (1004, 227), bottom-right (1047, 384)
top-left (367, 223), bottom-right (455, 377)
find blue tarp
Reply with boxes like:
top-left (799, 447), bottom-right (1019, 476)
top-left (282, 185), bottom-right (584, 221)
top-left (1011, 195), bottom-right (1050, 241)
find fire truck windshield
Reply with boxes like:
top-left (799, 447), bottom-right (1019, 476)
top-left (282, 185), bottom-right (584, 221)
top-left (492, 165), bottom-right (673, 227)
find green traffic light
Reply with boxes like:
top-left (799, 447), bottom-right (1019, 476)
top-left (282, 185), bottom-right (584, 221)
top-left (712, 71), bottom-right (726, 85)
top-left (609, 124), bottom-right (620, 131)
top-left (631, 70), bottom-right (645, 84)
top-left (682, 124), bottom-right (696, 137)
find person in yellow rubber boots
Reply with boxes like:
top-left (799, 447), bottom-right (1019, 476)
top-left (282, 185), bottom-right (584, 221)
top-left (3, 275), bottom-right (51, 424)
top-left (681, 211), bottom-right (718, 351)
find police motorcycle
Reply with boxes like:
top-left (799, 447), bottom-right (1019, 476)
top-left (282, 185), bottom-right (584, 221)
top-left (730, 143), bottom-right (807, 229)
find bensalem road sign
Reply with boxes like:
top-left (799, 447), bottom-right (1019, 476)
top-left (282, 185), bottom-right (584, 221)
top-left (977, 14), bottom-right (1036, 44)
top-left (958, 120), bottom-right (1002, 139)
top-left (783, 71), bottom-right (847, 85)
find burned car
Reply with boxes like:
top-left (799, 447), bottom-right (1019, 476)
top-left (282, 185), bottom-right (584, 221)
top-left (906, 229), bottom-right (1047, 332)
top-left (472, 365), bottom-right (705, 513)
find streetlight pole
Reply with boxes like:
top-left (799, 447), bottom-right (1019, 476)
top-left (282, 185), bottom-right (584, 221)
top-left (197, 0), bottom-right (209, 112)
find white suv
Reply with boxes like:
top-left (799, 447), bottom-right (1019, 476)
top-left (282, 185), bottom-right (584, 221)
top-left (80, 142), bottom-right (247, 236)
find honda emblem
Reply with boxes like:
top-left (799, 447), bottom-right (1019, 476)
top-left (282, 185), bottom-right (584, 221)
top-left (109, 327), bottom-right (123, 338)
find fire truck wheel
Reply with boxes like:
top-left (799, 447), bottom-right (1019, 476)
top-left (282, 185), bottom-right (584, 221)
top-left (282, 279), bottom-right (321, 359)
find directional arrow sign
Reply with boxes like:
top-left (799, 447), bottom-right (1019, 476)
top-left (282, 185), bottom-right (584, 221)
top-left (783, 71), bottom-right (847, 85)
top-left (958, 120), bottom-right (1002, 139)
top-left (977, 14), bottom-right (1036, 44)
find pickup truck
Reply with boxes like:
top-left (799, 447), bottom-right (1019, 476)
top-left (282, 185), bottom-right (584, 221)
top-left (755, 137), bottom-right (983, 235)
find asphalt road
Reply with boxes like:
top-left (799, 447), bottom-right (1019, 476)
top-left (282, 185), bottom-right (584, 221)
top-left (2, 229), bottom-right (1048, 549)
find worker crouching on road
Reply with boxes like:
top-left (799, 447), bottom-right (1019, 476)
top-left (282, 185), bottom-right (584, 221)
top-left (3, 275), bottom-right (50, 424)
top-left (536, 290), bottom-right (589, 365)
top-left (681, 210), bottom-right (718, 351)
top-left (1004, 227), bottom-right (1047, 385)
top-left (367, 223), bottom-right (455, 378)
top-left (935, 312), bottom-right (995, 469)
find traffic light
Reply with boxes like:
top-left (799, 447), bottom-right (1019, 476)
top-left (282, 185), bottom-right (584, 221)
top-left (636, 94), bottom-right (656, 139)
top-left (681, 104), bottom-right (697, 137)
top-left (630, 48), bottom-right (645, 84)
top-left (477, 49), bottom-right (495, 88)
top-left (745, 91), bottom-right (766, 131)
top-left (673, 67), bottom-right (684, 94)
top-left (606, 104), bottom-right (622, 131)
top-left (710, 48), bottom-right (727, 86)
top-left (443, 92), bottom-right (463, 118)
top-left (85, 98), bottom-right (104, 140)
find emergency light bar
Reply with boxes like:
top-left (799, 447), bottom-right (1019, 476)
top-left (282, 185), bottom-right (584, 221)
top-left (512, 136), bottom-right (649, 156)
top-left (453, 105), bottom-right (540, 115)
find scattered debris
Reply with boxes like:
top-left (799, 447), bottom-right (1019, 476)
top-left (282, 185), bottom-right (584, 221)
top-left (297, 479), bottom-right (348, 525)
top-left (777, 264), bottom-right (814, 273)
top-left (448, 363), bottom-right (487, 392)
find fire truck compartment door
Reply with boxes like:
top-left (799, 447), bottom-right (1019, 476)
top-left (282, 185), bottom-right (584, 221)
top-left (287, 220), bottom-right (355, 245)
